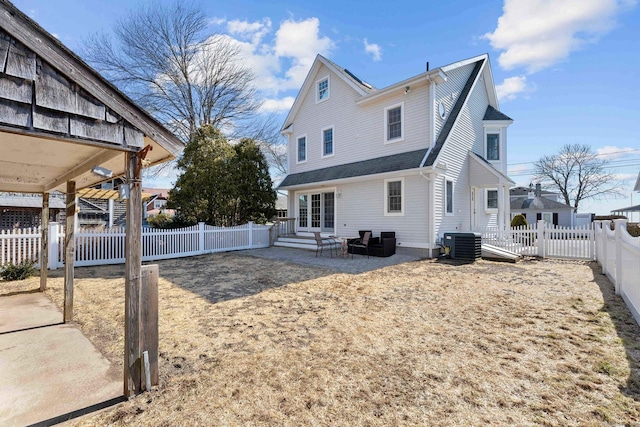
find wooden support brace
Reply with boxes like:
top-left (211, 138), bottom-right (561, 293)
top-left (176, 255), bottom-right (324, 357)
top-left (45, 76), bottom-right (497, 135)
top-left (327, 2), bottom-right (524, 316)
top-left (40, 192), bottom-right (49, 291)
top-left (124, 151), bottom-right (143, 397)
top-left (140, 264), bottom-right (159, 389)
top-left (63, 181), bottom-right (75, 322)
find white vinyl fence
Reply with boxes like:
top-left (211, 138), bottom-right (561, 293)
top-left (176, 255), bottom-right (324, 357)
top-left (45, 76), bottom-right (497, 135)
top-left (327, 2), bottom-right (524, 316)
top-left (0, 222), bottom-right (271, 269)
top-left (595, 219), bottom-right (640, 324)
top-left (478, 220), bottom-right (595, 260)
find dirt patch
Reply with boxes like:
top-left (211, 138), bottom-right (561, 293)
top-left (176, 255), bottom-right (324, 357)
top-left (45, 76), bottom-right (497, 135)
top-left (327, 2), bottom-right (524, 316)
top-left (3, 253), bottom-right (640, 426)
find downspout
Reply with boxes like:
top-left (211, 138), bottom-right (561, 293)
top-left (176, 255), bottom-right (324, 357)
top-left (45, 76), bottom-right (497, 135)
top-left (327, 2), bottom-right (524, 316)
top-left (427, 75), bottom-right (436, 148)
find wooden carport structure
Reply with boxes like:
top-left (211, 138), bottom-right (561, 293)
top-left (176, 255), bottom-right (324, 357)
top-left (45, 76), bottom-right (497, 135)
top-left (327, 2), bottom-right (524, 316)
top-left (0, 1), bottom-right (183, 396)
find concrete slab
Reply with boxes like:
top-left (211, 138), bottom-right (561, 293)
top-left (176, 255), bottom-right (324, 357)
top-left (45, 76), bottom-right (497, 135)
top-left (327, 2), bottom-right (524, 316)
top-left (0, 293), bottom-right (62, 333)
top-left (0, 294), bottom-right (121, 426)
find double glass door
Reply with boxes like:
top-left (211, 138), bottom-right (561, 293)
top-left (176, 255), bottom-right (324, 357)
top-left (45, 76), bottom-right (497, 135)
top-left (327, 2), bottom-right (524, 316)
top-left (298, 191), bottom-right (335, 233)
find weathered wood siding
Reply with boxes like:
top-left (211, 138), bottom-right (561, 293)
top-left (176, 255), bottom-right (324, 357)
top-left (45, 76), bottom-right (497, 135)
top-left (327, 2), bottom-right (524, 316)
top-left (0, 29), bottom-right (143, 148)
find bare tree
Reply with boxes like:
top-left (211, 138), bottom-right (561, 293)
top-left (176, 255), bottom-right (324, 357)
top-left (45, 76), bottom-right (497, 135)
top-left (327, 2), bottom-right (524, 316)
top-left (245, 114), bottom-right (288, 183)
top-left (533, 144), bottom-right (623, 212)
top-left (82, 2), bottom-right (260, 141)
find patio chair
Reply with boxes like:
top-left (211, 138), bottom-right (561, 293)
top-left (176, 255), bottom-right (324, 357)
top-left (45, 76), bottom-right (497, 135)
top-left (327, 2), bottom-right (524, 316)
top-left (349, 231), bottom-right (371, 258)
top-left (313, 232), bottom-right (336, 257)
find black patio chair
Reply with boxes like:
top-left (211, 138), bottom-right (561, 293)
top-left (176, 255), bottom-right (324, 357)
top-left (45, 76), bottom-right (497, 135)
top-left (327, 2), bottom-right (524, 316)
top-left (349, 231), bottom-right (371, 258)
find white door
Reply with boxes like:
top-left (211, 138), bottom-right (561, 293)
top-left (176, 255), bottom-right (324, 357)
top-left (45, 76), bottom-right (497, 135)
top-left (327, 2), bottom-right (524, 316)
top-left (297, 191), bottom-right (335, 233)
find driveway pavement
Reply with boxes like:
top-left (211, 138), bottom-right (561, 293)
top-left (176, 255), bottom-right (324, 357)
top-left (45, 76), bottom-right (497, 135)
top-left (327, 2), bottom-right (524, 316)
top-left (0, 293), bottom-right (121, 426)
top-left (242, 246), bottom-right (424, 274)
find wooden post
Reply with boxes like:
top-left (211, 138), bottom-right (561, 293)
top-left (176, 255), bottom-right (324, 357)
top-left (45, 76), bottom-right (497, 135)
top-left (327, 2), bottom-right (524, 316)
top-left (140, 264), bottom-right (159, 389)
top-left (64, 181), bottom-right (75, 322)
top-left (124, 152), bottom-right (143, 397)
top-left (40, 192), bottom-right (49, 291)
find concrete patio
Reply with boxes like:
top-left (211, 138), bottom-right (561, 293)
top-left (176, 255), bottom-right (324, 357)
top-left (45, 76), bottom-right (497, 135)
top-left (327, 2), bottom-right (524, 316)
top-left (0, 292), bottom-right (121, 426)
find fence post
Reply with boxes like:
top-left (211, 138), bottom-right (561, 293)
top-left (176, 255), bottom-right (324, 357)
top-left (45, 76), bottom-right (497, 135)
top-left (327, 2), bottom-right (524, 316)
top-left (198, 222), bottom-right (205, 255)
top-left (48, 222), bottom-right (59, 270)
top-left (248, 221), bottom-right (254, 248)
top-left (537, 220), bottom-right (545, 258)
top-left (613, 219), bottom-right (627, 296)
top-left (601, 220), bottom-right (610, 276)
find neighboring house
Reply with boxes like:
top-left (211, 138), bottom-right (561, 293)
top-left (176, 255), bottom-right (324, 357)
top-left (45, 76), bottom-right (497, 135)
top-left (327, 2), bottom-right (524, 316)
top-left (275, 193), bottom-right (288, 218)
top-left (610, 170), bottom-right (640, 222)
top-left (0, 193), bottom-right (64, 229)
top-left (143, 188), bottom-right (172, 218)
top-left (278, 54), bottom-right (514, 256)
top-left (510, 184), bottom-right (574, 227)
top-left (510, 185), bottom-right (564, 203)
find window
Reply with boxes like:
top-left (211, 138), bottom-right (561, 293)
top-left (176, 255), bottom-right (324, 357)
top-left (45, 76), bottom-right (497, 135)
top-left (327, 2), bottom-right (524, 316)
top-left (542, 212), bottom-right (553, 224)
top-left (153, 200), bottom-right (166, 210)
top-left (322, 127), bottom-right (334, 157)
top-left (323, 192), bottom-right (334, 229)
top-left (297, 136), bottom-right (306, 163)
top-left (317, 76), bottom-right (330, 102)
top-left (486, 189), bottom-right (498, 211)
top-left (384, 103), bottom-right (404, 142)
top-left (445, 179), bottom-right (454, 215)
top-left (384, 178), bottom-right (404, 216)
top-left (486, 133), bottom-right (499, 161)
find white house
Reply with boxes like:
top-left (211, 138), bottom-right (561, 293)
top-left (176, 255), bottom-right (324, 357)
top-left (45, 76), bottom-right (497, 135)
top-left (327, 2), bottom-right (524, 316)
top-left (278, 54), bottom-right (514, 257)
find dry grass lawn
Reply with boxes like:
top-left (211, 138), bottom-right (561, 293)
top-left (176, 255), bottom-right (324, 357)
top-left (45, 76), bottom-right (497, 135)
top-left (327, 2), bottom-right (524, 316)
top-left (3, 253), bottom-right (640, 426)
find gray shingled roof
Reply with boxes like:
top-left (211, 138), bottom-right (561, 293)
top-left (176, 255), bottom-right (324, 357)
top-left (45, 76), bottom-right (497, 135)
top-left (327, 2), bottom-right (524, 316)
top-left (0, 195), bottom-right (65, 209)
top-left (484, 105), bottom-right (513, 121)
top-left (279, 149), bottom-right (426, 188)
top-left (423, 59), bottom-right (484, 167)
top-left (511, 196), bottom-right (572, 211)
top-left (321, 55), bottom-right (377, 94)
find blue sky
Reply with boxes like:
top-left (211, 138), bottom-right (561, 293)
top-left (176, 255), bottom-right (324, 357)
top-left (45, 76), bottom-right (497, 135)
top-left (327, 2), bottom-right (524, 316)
top-left (11, 0), bottom-right (640, 215)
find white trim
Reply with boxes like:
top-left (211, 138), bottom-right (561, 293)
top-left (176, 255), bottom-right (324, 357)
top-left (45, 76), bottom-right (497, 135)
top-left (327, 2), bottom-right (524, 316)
top-left (485, 188), bottom-right (498, 213)
top-left (321, 125), bottom-right (335, 158)
top-left (316, 74), bottom-right (330, 104)
top-left (296, 134), bottom-right (307, 164)
top-left (444, 178), bottom-right (454, 216)
top-left (384, 177), bottom-right (404, 216)
top-left (384, 102), bottom-right (404, 144)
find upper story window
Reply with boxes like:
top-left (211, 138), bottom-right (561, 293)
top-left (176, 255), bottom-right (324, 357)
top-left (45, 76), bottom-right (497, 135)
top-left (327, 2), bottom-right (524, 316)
top-left (322, 127), bottom-right (334, 157)
top-left (445, 179), bottom-right (454, 216)
top-left (297, 136), bottom-right (307, 163)
top-left (384, 103), bottom-right (404, 143)
top-left (384, 178), bottom-right (404, 216)
top-left (486, 133), bottom-right (500, 161)
top-left (486, 188), bottom-right (498, 211)
top-left (316, 76), bottom-right (330, 103)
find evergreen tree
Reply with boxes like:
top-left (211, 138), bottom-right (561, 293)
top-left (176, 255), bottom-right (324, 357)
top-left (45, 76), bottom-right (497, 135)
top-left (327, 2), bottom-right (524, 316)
top-left (233, 138), bottom-right (276, 224)
top-left (169, 125), bottom-right (275, 226)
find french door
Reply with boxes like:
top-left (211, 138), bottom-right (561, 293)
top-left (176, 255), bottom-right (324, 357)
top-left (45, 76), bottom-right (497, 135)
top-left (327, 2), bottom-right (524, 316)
top-left (297, 191), bottom-right (335, 233)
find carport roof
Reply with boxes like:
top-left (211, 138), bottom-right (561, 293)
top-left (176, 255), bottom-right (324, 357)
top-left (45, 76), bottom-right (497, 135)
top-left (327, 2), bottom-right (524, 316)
top-left (0, 1), bottom-right (183, 194)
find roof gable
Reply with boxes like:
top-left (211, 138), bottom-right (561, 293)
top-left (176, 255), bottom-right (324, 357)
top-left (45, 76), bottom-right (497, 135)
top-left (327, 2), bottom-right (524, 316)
top-left (483, 105), bottom-right (513, 121)
top-left (281, 55), bottom-right (374, 132)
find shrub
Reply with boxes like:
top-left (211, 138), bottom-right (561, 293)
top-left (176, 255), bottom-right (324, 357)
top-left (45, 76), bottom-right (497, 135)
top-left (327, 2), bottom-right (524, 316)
top-left (628, 223), bottom-right (640, 237)
top-left (147, 213), bottom-right (174, 229)
top-left (511, 214), bottom-right (528, 227)
top-left (1, 260), bottom-right (37, 281)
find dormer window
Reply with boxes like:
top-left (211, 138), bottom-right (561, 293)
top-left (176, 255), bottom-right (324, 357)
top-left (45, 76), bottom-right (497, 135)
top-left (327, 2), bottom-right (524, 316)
top-left (486, 133), bottom-right (499, 161)
top-left (316, 76), bottom-right (330, 103)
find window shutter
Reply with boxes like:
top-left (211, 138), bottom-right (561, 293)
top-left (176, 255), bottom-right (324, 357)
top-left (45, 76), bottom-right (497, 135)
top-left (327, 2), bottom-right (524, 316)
top-left (536, 213), bottom-right (542, 221)
top-left (553, 213), bottom-right (559, 226)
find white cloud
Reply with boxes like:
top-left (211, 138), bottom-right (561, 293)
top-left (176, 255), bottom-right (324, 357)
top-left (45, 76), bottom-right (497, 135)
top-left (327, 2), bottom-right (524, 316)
top-left (209, 17), bottom-right (227, 26)
top-left (363, 38), bottom-right (382, 61)
top-left (259, 96), bottom-right (295, 113)
top-left (484, 0), bottom-right (636, 72)
top-left (496, 75), bottom-right (535, 102)
top-left (227, 18), bottom-right (272, 45)
top-left (596, 145), bottom-right (639, 159)
top-left (274, 18), bottom-right (334, 89)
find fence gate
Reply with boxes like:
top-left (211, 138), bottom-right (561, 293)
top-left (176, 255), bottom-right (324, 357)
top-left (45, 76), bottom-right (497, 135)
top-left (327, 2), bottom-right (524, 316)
top-left (477, 220), bottom-right (595, 260)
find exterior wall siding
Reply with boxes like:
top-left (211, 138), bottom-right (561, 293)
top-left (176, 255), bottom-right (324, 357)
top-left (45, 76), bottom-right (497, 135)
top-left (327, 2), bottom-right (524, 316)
top-left (433, 65), bottom-right (495, 239)
top-left (289, 173), bottom-right (430, 248)
top-left (288, 63), bottom-right (431, 175)
top-left (434, 63), bottom-right (475, 137)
